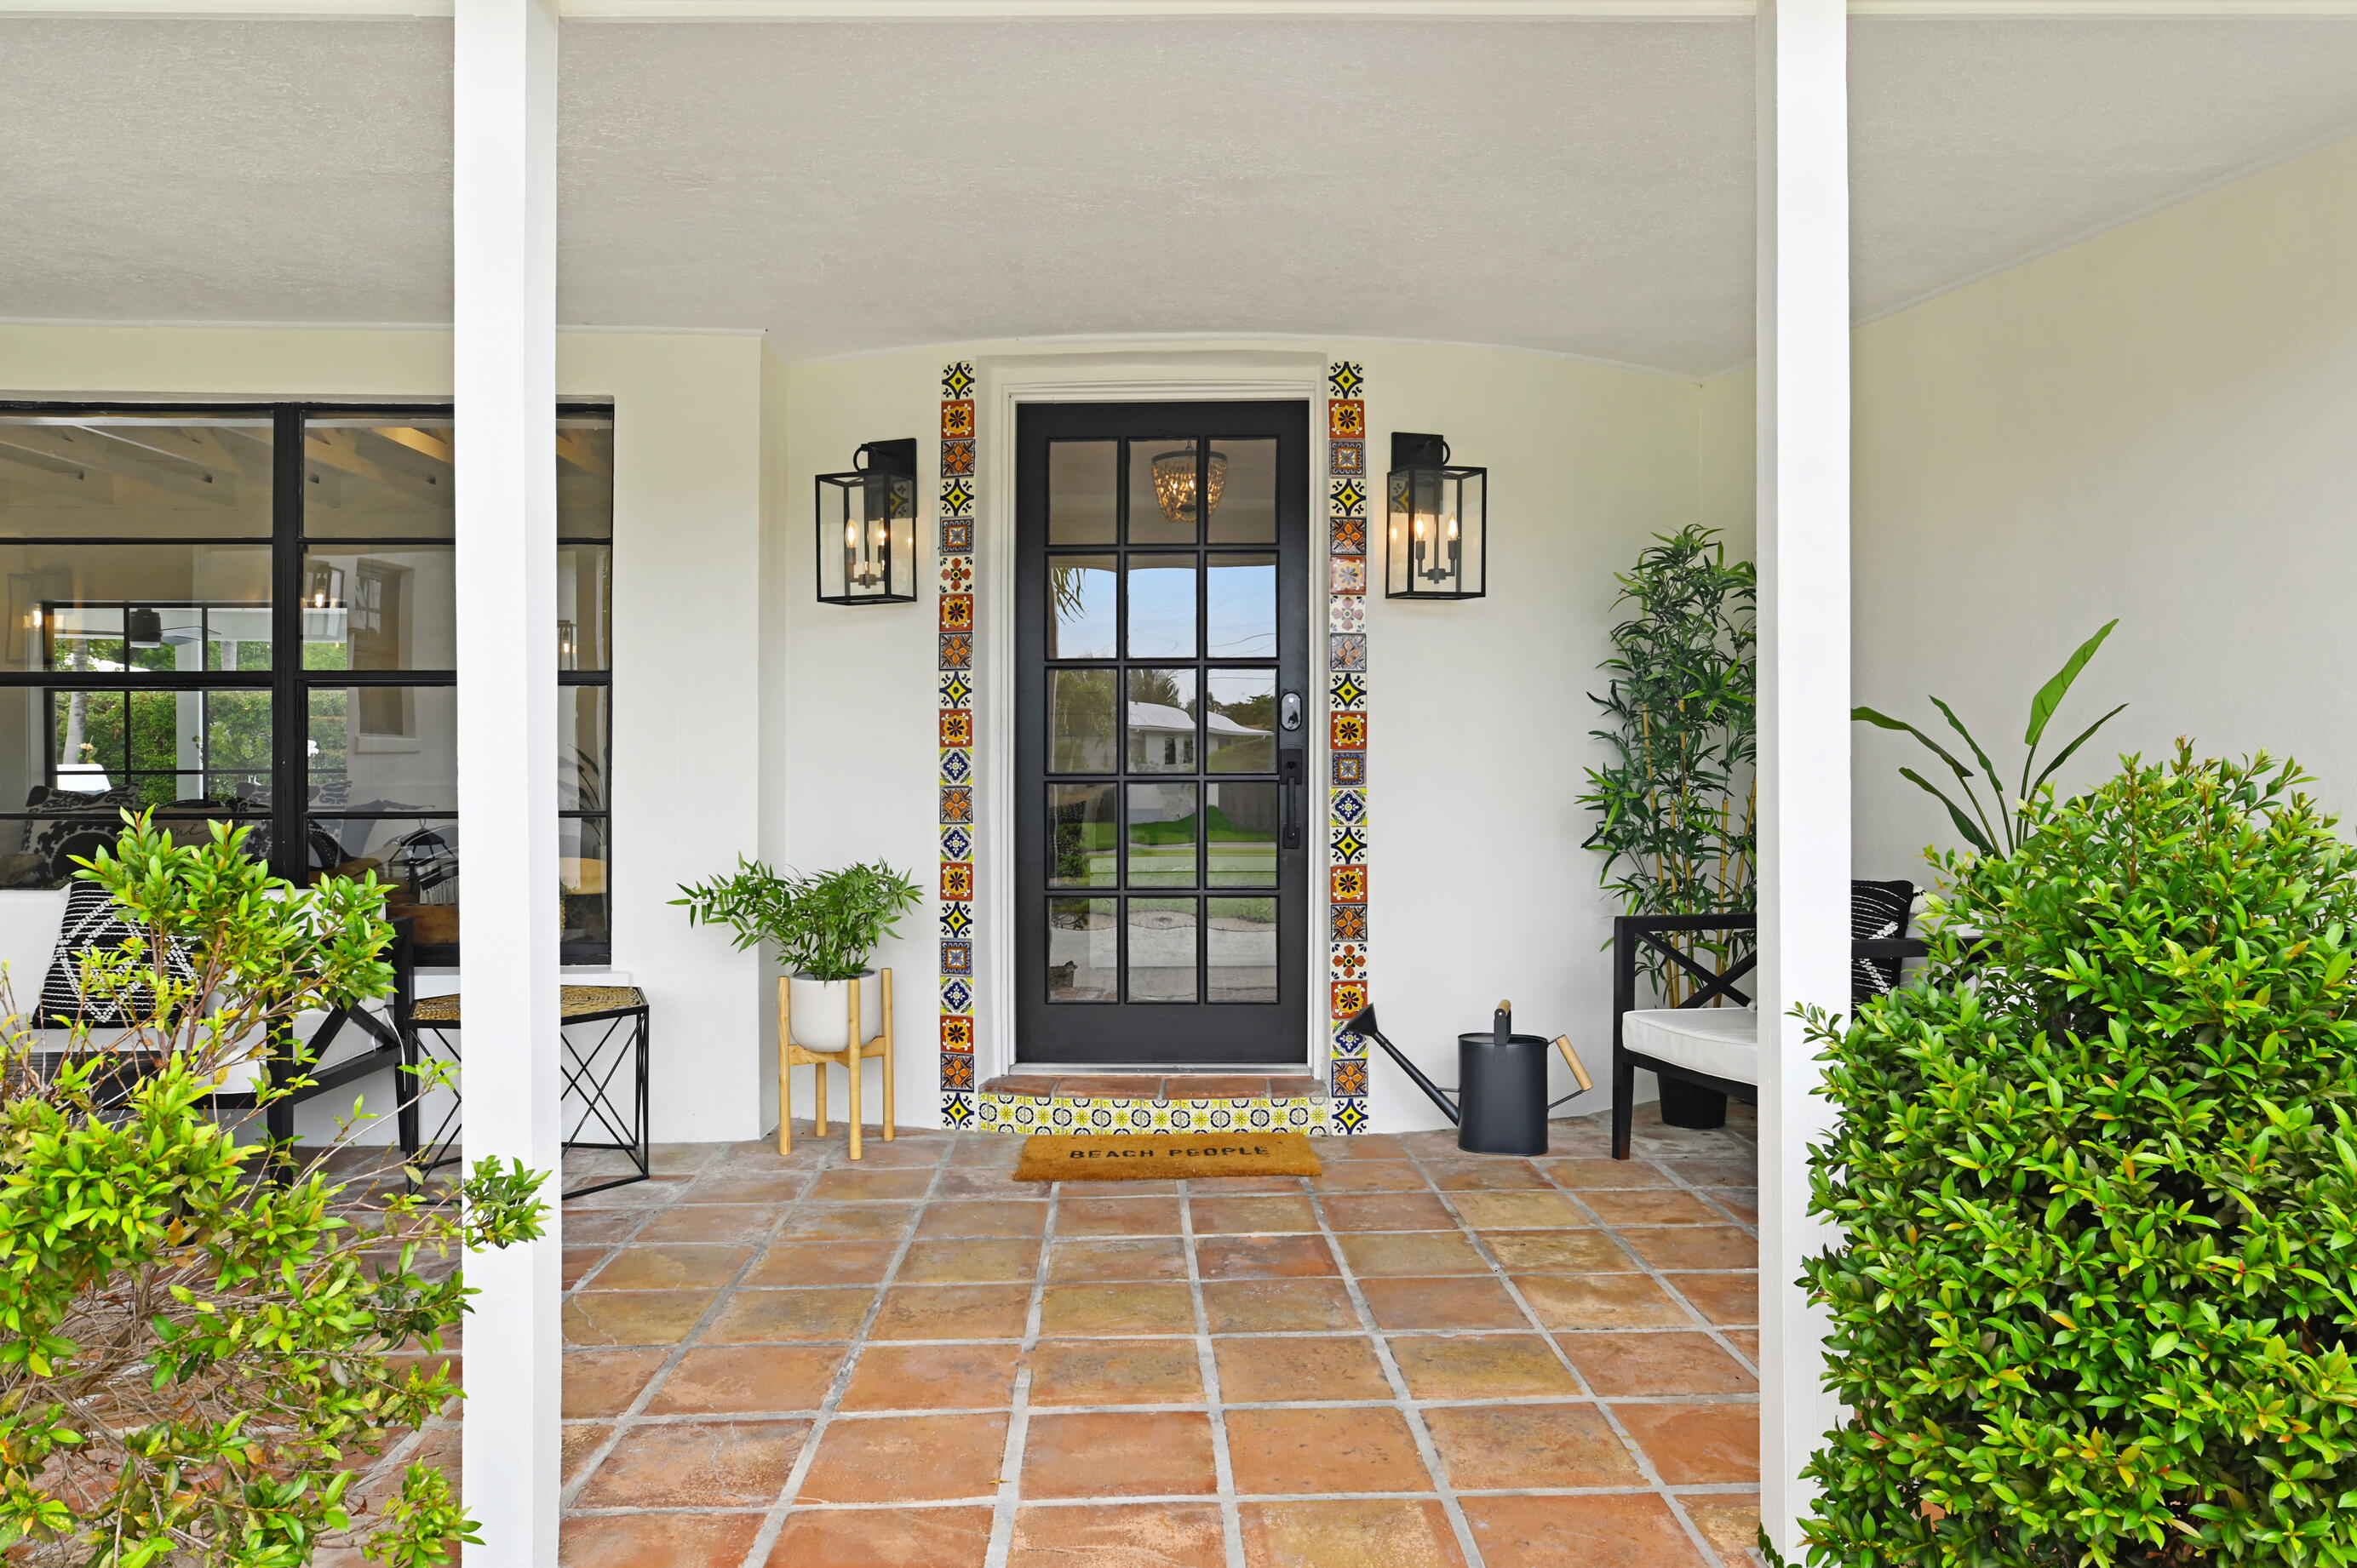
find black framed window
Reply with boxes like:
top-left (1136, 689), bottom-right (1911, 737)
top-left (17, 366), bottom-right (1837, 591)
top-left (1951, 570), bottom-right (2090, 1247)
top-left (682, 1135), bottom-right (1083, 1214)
top-left (0, 402), bottom-right (614, 966)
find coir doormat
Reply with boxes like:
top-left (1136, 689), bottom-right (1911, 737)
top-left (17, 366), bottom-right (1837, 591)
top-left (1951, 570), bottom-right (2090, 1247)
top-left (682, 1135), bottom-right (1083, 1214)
top-left (1014, 1130), bottom-right (1322, 1182)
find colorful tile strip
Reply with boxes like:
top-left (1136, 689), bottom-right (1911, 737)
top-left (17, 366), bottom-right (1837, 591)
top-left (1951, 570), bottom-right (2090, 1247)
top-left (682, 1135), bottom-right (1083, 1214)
top-left (939, 360), bottom-right (979, 1129)
top-left (1326, 359), bottom-right (1370, 1135)
top-left (978, 1090), bottom-right (1330, 1136)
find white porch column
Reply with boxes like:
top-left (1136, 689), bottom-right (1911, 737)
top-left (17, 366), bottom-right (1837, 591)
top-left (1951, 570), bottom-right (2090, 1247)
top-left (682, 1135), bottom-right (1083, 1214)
top-left (1756, 0), bottom-right (1850, 1554)
top-left (454, 1), bottom-right (560, 1565)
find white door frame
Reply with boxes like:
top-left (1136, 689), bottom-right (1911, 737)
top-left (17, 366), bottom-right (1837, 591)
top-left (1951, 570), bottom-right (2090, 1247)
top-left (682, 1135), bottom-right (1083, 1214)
top-left (974, 346), bottom-right (1328, 1084)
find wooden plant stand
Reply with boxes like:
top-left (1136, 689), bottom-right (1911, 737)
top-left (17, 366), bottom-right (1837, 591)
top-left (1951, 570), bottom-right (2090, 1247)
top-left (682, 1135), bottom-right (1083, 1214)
top-left (777, 968), bottom-right (894, 1159)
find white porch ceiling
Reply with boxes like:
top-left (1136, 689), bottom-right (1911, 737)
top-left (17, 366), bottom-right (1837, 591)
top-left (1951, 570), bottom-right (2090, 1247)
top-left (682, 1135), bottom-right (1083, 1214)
top-left (2, 15), bottom-right (2354, 375)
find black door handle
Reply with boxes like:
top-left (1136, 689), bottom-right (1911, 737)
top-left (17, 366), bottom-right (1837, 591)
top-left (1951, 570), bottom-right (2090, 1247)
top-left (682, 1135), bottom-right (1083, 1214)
top-left (1280, 751), bottom-right (1305, 851)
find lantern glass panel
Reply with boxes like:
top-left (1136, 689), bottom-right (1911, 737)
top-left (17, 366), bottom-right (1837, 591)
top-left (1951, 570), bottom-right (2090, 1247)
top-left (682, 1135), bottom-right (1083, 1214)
top-left (1385, 463), bottom-right (1485, 599)
top-left (815, 467), bottom-right (917, 604)
top-left (1448, 467), bottom-right (1484, 597)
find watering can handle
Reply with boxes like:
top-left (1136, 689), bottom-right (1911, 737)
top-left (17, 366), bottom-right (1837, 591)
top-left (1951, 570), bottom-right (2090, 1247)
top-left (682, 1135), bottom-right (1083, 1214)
top-left (1552, 1035), bottom-right (1595, 1092)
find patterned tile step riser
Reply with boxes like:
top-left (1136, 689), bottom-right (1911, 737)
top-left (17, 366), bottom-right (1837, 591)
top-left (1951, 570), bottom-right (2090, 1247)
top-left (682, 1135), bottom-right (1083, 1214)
top-left (977, 1091), bottom-right (1333, 1136)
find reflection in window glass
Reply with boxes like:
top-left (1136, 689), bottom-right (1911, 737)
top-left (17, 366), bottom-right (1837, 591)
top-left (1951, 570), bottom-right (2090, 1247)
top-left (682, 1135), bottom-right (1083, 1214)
top-left (1208, 897), bottom-right (1277, 1002)
top-left (1127, 898), bottom-right (1197, 1001)
top-left (1048, 441), bottom-right (1116, 546)
top-left (1206, 670), bottom-right (1276, 773)
top-left (1047, 897), bottom-right (1117, 1001)
top-left (1125, 558), bottom-right (1196, 658)
top-left (2, 544), bottom-right (272, 675)
top-left (1126, 781), bottom-right (1197, 889)
top-left (558, 544), bottom-right (611, 671)
top-left (1207, 438), bottom-right (1276, 544)
top-left (559, 686), bottom-right (608, 811)
top-left (1207, 783), bottom-right (1277, 888)
top-left (1049, 783), bottom-right (1117, 889)
top-left (1129, 438), bottom-right (1201, 545)
top-left (1049, 669), bottom-right (1116, 774)
top-left (314, 818), bottom-right (461, 940)
top-left (307, 685), bottom-right (457, 811)
top-left (1207, 553), bottom-right (1276, 659)
top-left (1126, 667), bottom-right (1197, 773)
top-left (557, 419), bottom-right (613, 541)
top-left (1047, 555), bottom-right (1115, 660)
top-left (562, 817), bottom-right (610, 953)
top-left (0, 416), bottom-right (273, 539)
top-left (303, 420), bottom-right (456, 540)
top-left (299, 549), bottom-right (453, 672)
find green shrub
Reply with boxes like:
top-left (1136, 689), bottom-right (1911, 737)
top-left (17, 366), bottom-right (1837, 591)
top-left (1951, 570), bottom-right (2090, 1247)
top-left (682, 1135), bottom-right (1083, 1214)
top-left (0, 813), bottom-right (547, 1567)
top-left (1802, 747), bottom-right (2357, 1565)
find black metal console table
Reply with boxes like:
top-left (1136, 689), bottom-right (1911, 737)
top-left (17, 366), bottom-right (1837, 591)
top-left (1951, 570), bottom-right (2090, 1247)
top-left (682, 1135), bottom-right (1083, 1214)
top-left (404, 984), bottom-right (651, 1199)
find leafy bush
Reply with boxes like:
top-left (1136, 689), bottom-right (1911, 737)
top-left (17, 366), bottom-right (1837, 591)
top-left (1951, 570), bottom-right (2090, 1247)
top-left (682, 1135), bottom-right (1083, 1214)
top-left (674, 858), bottom-right (922, 981)
top-left (0, 814), bottom-right (548, 1567)
top-left (1802, 747), bottom-right (2357, 1565)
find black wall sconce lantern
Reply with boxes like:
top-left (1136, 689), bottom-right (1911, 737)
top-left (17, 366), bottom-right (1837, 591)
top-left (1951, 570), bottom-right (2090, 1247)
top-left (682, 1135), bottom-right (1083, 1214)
top-left (815, 438), bottom-right (919, 605)
top-left (1385, 432), bottom-right (1486, 601)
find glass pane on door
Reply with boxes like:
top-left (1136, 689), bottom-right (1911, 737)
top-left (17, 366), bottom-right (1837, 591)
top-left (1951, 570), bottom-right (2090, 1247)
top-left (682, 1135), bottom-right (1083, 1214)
top-left (1127, 897), bottom-right (1198, 1002)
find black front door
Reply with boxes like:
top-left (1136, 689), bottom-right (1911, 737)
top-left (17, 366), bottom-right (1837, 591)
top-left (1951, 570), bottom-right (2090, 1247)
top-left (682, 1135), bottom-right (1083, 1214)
top-left (1014, 402), bottom-right (1311, 1065)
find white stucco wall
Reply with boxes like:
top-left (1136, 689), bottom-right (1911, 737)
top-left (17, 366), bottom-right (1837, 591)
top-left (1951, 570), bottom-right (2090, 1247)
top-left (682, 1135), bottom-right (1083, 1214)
top-left (0, 324), bottom-right (768, 1143)
top-left (1700, 132), bottom-right (2357, 890)
top-left (776, 339), bottom-right (1706, 1133)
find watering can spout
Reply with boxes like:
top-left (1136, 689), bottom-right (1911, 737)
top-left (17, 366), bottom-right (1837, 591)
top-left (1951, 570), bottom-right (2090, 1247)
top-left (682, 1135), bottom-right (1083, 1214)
top-left (1345, 1003), bottom-right (1460, 1125)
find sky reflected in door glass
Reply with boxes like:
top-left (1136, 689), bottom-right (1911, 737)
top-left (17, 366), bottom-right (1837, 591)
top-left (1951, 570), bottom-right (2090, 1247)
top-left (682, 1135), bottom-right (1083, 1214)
top-left (1207, 554), bottom-right (1275, 658)
top-left (1048, 555), bottom-right (1115, 659)
top-left (1126, 558), bottom-right (1196, 658)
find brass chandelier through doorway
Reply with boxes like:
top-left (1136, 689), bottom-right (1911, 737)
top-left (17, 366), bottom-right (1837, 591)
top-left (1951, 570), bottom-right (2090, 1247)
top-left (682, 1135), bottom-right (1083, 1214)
top-left (1150, 445), bottom-right (1227, 526)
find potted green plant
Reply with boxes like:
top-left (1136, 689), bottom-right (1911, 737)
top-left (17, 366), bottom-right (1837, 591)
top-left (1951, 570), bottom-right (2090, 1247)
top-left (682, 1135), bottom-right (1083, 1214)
top-left (1579, 524), bottom-right (1758, 1002)
top-left (674, 857), bottom-right (923, 1050)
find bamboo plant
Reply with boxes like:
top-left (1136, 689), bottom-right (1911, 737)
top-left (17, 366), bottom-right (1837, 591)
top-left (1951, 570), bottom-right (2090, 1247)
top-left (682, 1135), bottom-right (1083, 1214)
top-left (1579, 526), bottom-right (1758, 1004)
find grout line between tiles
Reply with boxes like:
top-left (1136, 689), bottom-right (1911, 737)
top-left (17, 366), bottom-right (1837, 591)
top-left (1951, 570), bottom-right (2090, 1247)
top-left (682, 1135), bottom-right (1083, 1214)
top-left (982, 1167), bottom-right (1057, 1567)
top-left (1304, 1177), bottom-right (1488, 1568)
top-left (1502, 1133), bottom-right (1758, 1567)
top-left (734, 1134), bottom-right (949, 1568)
top-left (552, 1159), bottom-right (734, 1514)
top-left (1179, 1179), bottom-right (1250, 1568)
top-left (1409, 1131), bottom-right (1739, 1568)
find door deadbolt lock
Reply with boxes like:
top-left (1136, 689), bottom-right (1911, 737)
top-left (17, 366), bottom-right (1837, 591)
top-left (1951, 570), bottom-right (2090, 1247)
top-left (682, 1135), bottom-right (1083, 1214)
top-left (1280, 691), bottom-right (1304, 732)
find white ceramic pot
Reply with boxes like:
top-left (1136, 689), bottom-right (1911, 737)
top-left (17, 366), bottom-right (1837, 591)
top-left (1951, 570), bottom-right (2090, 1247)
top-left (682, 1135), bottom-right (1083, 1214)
top-left (787, 969), bottom-right (882, 1050)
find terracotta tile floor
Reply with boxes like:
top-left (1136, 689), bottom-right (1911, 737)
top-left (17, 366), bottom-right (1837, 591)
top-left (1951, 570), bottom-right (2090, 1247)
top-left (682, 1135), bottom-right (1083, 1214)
top-left (378, 1107), bottom-right (1762, 1567)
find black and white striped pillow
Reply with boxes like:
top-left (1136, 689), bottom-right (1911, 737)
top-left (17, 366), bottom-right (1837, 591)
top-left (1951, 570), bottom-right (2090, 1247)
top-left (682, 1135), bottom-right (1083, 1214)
top-left (1851, 878), bottom-right (1919, 1003)
top-left (39, 879), bottom-right (198, 1028)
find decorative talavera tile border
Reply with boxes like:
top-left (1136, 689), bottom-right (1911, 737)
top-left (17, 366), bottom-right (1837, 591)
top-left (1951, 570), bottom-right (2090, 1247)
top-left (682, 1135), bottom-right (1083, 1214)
top-left (978, 1090), bottom-right (1330, 1135)
top-left (1326, 360), bottom-right (1371, 1134)
top-left (938, 360), bottom-right (978, 1129)
top-left (940, 358), bottom-right (1371, 1136)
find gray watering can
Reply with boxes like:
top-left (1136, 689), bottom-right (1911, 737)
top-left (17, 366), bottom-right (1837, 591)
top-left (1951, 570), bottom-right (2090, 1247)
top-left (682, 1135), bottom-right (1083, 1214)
top-left (1345, 999), bottom-right (1594, 1156)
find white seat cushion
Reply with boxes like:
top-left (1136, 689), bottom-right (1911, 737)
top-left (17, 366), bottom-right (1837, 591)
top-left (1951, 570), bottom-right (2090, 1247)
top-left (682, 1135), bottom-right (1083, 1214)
top-left (1622, 1006), bottom-right (1758, 1087)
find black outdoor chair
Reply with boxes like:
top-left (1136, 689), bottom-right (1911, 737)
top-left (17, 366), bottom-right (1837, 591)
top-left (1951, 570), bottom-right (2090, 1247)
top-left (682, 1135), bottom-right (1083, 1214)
top-left (1609, 879), bottom-right (1925, 1159)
